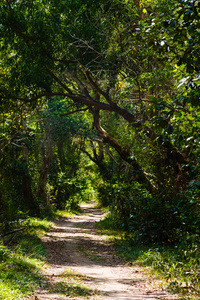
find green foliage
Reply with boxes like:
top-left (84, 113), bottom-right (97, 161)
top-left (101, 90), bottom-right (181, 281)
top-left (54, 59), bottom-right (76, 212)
top-left (114, 237), bottom-right (200, 297)
top-left (97, 178), bottom-right (200, 244)
top-left (164, 0), bottom-right (200, 75)
top-left (95, 214), bottom-right (200, 298)
top-left (54, 172), bottom-right (86, 210)
top-left (155, 0), bottom-right (200, 106)
top-left (0, 218), bottom-right (52, 300)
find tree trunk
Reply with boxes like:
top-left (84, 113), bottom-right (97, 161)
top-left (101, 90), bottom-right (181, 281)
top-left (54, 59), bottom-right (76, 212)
top-left (37, 125), bottom-right (53, 208)
top-left (92, 110), bottom-right (156, 193)
top-left (22, 145), bottom-right (39, 214)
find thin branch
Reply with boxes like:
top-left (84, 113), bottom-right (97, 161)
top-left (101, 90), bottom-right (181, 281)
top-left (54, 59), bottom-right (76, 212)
top-left (117, 98), bottom-right (153, 103)
top-left (60, 108), bottom-right (89, 116)
top-left (81, 147), bottom-right (97, 164)
top-left (86, 71), bottom-right (116, 106)
top-left (106, 146), bottom-right (120, 166)
top-left (65, 70), bottom-right (92, 99)
top-left (64, 76), bottom-right (79, 91)
top-left (0, 227), bottom-right (26, 239)
top-left (46, 68), bottom-right (73, 93)
top-left (11, 142), bottom-right (23, 148)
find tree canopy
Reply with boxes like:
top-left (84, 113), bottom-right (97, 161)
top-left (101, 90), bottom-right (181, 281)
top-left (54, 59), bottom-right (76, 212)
top-left (0, 0), bottom-right (199, 244)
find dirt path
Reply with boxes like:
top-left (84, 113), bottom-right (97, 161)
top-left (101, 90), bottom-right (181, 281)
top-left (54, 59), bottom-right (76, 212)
top-left (31, 202), bottom-right (178, 300)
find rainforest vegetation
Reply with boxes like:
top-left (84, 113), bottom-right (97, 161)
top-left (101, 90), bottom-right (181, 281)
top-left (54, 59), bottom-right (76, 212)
top-left (0, 0), bottom-right (199, 298)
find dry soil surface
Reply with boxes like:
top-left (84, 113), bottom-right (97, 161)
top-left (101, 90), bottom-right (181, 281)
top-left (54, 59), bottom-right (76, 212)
top-left (28, 202), bottom-right (179, 300)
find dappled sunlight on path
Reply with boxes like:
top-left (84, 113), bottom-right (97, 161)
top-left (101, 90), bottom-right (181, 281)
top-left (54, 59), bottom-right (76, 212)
top-left (29, 201), bottom-right (178, 300)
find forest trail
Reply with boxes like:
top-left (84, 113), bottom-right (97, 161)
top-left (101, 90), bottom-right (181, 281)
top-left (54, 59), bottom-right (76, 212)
top-left (30, 202), bottom-right (178, 300)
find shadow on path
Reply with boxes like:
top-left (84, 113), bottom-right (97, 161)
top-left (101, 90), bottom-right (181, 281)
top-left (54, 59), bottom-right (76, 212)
top-left (34, 202), bottom-right (178, 300)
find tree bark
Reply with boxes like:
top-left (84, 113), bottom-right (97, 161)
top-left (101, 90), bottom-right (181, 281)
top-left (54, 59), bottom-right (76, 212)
top-left (37, 125), bottom-right (53, 207)
top-left (92, 110), bottom-right (156, 193)
top-left (22, 145), bottom-right (40, 214)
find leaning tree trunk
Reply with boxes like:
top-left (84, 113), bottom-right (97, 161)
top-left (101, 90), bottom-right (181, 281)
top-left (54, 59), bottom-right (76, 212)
top-left (92, 110), bottom-right (156, 193)
top-left (37, 125), bottom-right (53, 208)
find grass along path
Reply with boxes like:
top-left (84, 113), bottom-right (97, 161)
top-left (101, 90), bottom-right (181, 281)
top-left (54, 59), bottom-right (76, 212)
top-left (0, 218), bottom-right (53, 300)
top-left (27, 201), bottom-right (178, 300)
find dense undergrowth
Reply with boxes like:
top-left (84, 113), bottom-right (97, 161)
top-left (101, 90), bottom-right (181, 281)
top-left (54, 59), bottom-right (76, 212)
top-left (96, 214), bottom-right (200, 300)
top-left (96, 178), bottom-right (200, 299)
